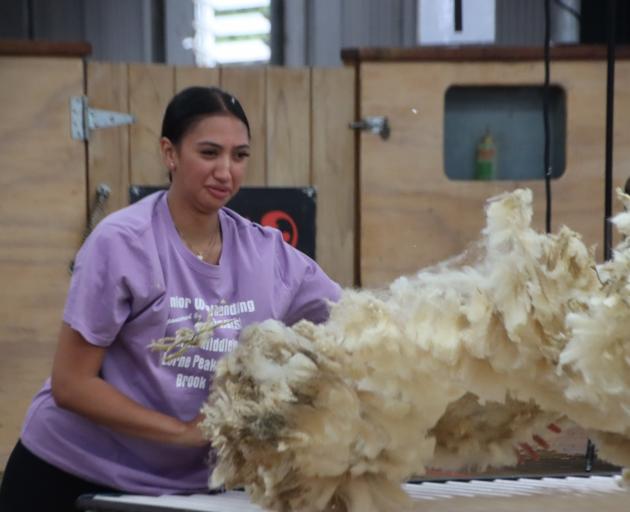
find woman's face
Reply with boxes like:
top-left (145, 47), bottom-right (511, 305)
top-left (165, 114), bottom-right (250, 213)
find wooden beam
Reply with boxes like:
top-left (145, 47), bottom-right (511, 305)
top-left (0, 38), bottom-right (91, 57)
top-left (342, 44), bottom-right (630, 64)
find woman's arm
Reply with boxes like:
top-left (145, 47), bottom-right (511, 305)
top-left (51, 322), bottom-right (207, 447)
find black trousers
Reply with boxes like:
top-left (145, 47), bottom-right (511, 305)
top-left (0, 440), bottom-right (120, 512)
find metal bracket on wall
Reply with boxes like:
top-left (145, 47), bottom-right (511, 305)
top-left (70, 95), bottom-right (135, 141)
top-left (349, 116), bottom-right (390, 140)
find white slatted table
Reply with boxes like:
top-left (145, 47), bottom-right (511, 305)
top-left (77, 475), bottom-right (629, 511)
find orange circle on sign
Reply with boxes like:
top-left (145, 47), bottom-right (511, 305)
top-left (260, 210), bottom-right (299, 247)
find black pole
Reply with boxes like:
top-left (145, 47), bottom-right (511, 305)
top-left (454, 0), bottom-right (463, 32)
top-left (270, 0), bottom-right (285, 65)
top-left (603, 0), bottom-right (616, 262)
top-left (543, 0), bottom-right (552, 234)
top-left (586, 0), bottom-right (617, 473)
top-left (26, 0), bottom-right (35, 40)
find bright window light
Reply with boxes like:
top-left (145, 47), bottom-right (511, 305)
top-left (188, 0), bottom-right (271, 66)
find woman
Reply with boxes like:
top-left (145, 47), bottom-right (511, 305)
top-left (0, 86), bottom-right (341, 510)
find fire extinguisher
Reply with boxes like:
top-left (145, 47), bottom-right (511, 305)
top-left (475, 130), bottom-right (497, 180)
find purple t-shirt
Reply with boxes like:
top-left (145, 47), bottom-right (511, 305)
top-left (20, 190), bottom-right (340, 495)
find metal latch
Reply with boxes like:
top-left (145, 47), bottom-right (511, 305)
top-left (70, 96), bottom-right (135, 141)
top-left (349, 116), bottom-right (390, 140)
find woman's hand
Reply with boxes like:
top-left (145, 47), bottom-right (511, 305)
top-left (173, 413), bottom-right (209, 447)
top-left (51, 322), bottom-right (210, 447)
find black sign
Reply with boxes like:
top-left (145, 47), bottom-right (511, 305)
top-left (129, 186), bottom-right (317, 259)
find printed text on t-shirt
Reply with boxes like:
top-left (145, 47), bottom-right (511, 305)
top-left (163, 295), bottom-right (257, 391)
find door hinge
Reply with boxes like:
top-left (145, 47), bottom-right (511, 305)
top-left (349, 116), bottom-right (390, 140)
top-left (70, 95), bottom-right (135, 141)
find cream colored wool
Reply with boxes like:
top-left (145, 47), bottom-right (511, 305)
top-left (187, 188), bottom-right (630, 512)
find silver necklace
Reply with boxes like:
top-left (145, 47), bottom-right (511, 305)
top-left (177, 226), bottom-right (220, 262)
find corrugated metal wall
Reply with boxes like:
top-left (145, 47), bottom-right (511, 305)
top-left (495, 0), bottom-right (546, 46)
top-left (341, 0), bottom-right (417, 49)
top-left (0, 0), bottom-right (164, 63)
top-left (284, 0), bottom-right (417, 67)
top-left (0, 0), bottom-right (581, 66)
top-left (286, 0), bottom-right (567, 67)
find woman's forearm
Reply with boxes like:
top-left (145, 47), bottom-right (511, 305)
top-left (53, 375), bottom-right (204, 446)
top-left (51, 322), bottom-right (207, 447)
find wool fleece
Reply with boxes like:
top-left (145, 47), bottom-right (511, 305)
top-left (157, 189), bottom-right (630, 512)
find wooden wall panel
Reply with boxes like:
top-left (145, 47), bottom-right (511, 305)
top-left (86, 61), bottom-right (130, 216)
top-left (312, 68), bottom-right (356, 286)
top-left (220, 67), bottom-right (267, 186)
top-left (0, 59), bottom-right (357, 469)
top-left (129, 63), bottom-right (175, 186)
top-left (265, 67), bottom-right (311, 185)
top-left (360, 60), bottom-right (630, 287)
top-left (0, 57), bottom-right (85, 466)
top-left (175, 66), bottom-right (220, 92)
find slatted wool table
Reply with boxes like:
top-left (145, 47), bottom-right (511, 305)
top-left (77, 474), bottom-right (629, 511)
